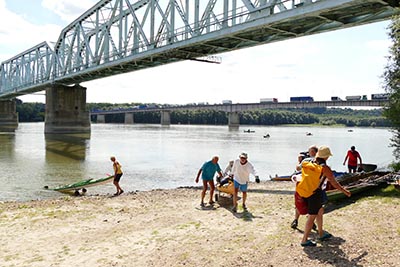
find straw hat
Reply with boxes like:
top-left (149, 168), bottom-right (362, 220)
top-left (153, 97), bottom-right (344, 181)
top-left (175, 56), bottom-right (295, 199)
top-left (316, 146), bottom-right (332, 158)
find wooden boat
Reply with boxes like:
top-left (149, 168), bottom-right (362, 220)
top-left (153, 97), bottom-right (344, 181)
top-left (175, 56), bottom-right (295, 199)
top-left (270, 170), bottom-right (346, 181)
top-left (357, 163), bottom-right (377, 172)
top-left (326, 171), bottom-right (392, 201)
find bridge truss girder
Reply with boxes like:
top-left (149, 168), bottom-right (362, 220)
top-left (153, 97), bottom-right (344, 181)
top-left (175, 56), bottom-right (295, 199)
top-left (1, 0), bottom-right (400, 99)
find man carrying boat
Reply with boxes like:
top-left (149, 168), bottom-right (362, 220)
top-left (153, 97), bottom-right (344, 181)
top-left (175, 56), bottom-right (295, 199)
top-left (343, 145), bottom-right (363, 173)
top-left (110, 156), bottom-right (124, 196)
top-left (195, 156), bottom-right (223, 207)
top-left (231, 152), bottom-right (260, 213)
top-left (297, 146), bottom-right (351, 247)
top-left (291, 145), bottom-right (318, 229)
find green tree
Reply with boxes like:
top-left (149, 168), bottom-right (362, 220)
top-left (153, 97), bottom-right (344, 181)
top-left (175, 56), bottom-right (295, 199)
top-left (383, 16), bottom-right (400, 168)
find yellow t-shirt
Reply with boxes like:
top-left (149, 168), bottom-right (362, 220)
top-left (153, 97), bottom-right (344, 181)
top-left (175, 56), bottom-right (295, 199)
top-left (113, 162), bottom-right (123, 174)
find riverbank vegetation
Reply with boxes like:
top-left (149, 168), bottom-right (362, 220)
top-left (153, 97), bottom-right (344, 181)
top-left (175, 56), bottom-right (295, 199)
top-left (89, 103), bottom-right (389, 127)
top-left (382, 16), bottom-right (400, 171)
top-left (16, 100), bottom-right (389, 127)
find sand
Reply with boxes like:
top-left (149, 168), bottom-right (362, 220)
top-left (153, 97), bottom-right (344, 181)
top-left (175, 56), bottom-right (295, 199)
top-left (0, 181), bottom-right (399, 267)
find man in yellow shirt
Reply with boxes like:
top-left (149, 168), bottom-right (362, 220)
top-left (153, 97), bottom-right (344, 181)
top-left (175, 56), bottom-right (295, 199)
top-left (110, 156), bottom-right (124, 196)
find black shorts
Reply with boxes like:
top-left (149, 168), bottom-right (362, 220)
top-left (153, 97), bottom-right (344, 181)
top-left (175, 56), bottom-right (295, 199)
top-left (304, 188), bottom-right (322, 215)
top-left (348, 165), bottom-right (357, 171)
top-left (114, 173), bottom-right (123, 182)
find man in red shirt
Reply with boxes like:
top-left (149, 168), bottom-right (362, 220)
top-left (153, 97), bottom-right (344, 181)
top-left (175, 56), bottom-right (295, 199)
top-left (343, 146), bottom-right (362, 173)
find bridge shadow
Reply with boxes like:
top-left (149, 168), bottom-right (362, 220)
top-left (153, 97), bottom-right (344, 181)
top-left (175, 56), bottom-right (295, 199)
top-left (303, 236), bottom-right (368, 267)
top-left (45, 133), bottom-right (90, 161)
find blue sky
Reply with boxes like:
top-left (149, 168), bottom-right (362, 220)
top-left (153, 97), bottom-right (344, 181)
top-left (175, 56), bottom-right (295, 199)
top-left (0, 0), bottom-right (392, 104)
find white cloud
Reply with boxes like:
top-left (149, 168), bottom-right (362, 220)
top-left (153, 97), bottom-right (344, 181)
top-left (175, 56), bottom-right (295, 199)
top-left (2, 1), bottom-right (393, 104)
top-left (41, 0), bottom-right (97, 22)
top-left (0, 0), bottom-right (61, 60)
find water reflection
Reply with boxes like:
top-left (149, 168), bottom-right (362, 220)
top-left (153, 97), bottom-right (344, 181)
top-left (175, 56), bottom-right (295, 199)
top-left (0, 125), bottom-right (17, 132)
top-left (0, 133), bottom-right (15, 160)
top-left (45, 133), bottom-right (90, 161)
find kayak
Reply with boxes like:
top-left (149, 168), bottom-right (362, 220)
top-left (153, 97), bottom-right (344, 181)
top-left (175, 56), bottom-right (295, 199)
top-left (45, 175), bottom-right (114, 193)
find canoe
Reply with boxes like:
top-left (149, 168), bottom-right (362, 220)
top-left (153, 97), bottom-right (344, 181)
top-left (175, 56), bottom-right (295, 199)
top-left (45, 175), bottom-right (114, 193)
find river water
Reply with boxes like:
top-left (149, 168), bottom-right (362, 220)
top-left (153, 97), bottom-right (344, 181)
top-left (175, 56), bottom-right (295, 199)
top-left (0, 123), bottom-right (394, 202)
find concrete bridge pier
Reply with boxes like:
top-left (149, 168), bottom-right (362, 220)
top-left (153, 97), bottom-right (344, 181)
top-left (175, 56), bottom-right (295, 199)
top-left (161, 111), bottom-right (171, 126)
top-left (45, 84), bottom-right (90, 134)
top-left (125, 113), bottom-right (134, 124)
top-left (228, 112), bottom-right (240, 128)
top-left (0, 99), bottom-right (18, 132)
top-left (97, 115), bottom-right (105, 123)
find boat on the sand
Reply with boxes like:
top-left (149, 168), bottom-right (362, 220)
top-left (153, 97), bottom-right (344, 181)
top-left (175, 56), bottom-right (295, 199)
top-left (326, 171), bottom-right (392, 201)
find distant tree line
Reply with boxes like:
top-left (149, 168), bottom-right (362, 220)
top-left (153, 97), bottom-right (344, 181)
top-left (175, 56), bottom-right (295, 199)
top-left (16, 100), bottom-right (389, 127)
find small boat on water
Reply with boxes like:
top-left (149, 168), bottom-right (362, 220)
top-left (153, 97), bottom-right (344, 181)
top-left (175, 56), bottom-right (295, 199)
top-left (244, 129), bottom-right (255, 133)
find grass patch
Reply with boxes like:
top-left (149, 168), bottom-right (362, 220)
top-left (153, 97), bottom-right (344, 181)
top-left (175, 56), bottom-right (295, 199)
top-left (176, 221), bottom-right (201, 230)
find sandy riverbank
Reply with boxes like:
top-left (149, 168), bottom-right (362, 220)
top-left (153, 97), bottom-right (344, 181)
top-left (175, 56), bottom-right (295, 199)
top-left (0, 181), bottom-right (399, 267)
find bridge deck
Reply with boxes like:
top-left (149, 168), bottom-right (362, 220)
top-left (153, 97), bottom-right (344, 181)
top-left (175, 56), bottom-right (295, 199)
top-left (1, 0), bottom-right (399, 99)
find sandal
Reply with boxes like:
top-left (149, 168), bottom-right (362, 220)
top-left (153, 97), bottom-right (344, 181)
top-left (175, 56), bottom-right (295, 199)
top-left (301, 240), bottom-right (316, 247)
top-left (291, 219), bottom-right (298, 229)
top-left (318, 232), bottom-right (332, 241)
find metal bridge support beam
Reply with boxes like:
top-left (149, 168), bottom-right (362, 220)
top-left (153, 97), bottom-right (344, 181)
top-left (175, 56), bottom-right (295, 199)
top-left (97, 115), bottom-right (105, 123)
top-left (0, 99), bottom-right (18, 132)
top-left (161, 111), bottom-right (171, 126)
top-left (228, 112), bottom-right (240, 127)
top-left (45, 84), bottom-right (90, 134)
top-left (124, 113), bottom-right (134, 124)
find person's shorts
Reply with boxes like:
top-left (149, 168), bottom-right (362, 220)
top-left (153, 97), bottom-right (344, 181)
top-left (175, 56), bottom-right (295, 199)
top-left (295, 191), bottom-right (308, 215)
top-left (348, 165), bottom-right (357, 171)
top-left (321, 190), bottom-right (328, 205)
top-left (202, 176), bottom-right (214, 182)
top-left (234, 180), bottom-right (248, 192)
top-left (114, 173), bottom-right (123, 182)
top-left (304, 188), bottom-right (322, 215)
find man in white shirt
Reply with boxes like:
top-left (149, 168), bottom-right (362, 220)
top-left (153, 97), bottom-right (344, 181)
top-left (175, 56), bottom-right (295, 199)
top-left (231, 152), bottom-right (260, 212)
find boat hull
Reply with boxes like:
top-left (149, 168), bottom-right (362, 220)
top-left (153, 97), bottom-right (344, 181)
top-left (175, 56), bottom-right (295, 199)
top-left (47, 175), bottom-right (114, 193)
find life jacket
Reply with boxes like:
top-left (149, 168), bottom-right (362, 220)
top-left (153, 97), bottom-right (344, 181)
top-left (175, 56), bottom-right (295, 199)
top-left (296, 161), bottom-right (323, 198)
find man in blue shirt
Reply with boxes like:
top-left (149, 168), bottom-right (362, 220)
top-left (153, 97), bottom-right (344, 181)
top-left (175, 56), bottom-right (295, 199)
top-left (195, 156), bottom-right (223, 207)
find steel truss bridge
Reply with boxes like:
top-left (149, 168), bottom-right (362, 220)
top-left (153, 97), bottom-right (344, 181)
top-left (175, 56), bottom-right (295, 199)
top-left (1, 0), bottom-right (400, 99)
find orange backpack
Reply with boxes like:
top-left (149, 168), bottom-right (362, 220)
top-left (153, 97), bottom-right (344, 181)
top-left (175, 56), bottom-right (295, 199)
top-left (296, 161), bottom-right (323, 198)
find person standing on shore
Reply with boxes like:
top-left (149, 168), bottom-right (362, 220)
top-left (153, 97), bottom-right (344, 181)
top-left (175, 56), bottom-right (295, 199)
top-left (297, 146), bottom-right (351, 247)
top-left (343, 146), bottom-right (362, 173)
top-left (291, 145), bottom-right (318, 229)
top-left (195, 156), bottom-right (223, 207)
top-left (110, 156), bottom-right (124, 196)
top-left (231, 152), bottom-right (260, 213)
